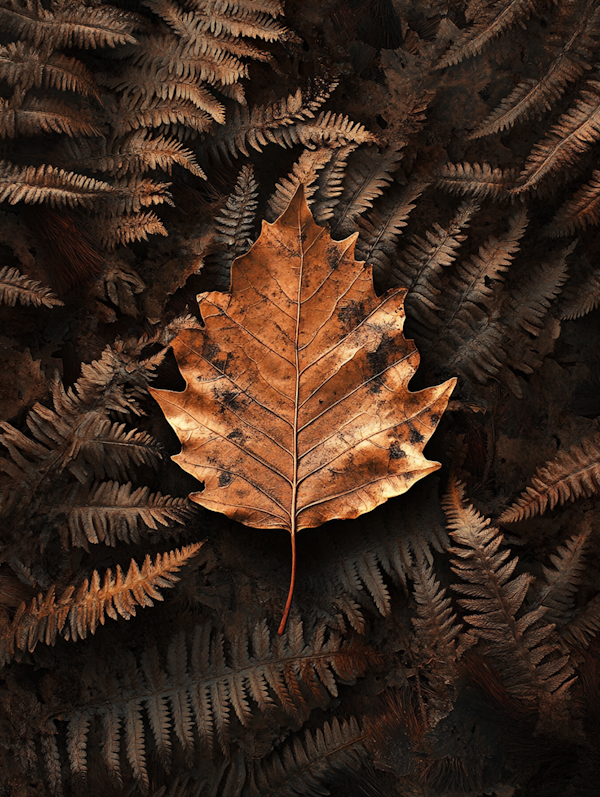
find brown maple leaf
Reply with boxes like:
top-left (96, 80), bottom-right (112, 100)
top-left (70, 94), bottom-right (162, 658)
top-left (150, 187), bottom-right (455, 632)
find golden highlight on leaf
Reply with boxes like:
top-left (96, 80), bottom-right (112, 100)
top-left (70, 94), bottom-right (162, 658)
top-left (151, 187), bottom-right (455, 632)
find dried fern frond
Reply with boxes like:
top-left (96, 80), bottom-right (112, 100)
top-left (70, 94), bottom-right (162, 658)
top-left (355, 182), bottom-right (426, 287)
top-left (0, 41), bottom-right (100, 97)
top-left (411, 553), bottom-right (462, 684)
top-left (444, 479), bottom-right (573, 704)
top-left (515, 80), bottom-right (600, 193)
top-left (0, 95), bottom-right (101, 138)
top-left (330, 144), bottom-right (404, 237)
top-left (306, 481), bottom-right (449, 633)
top-left (61, 619), bottom-right (378, 786)
top-left (560, 593), bottom-right (600, 650)
top-left (248, 716), bottom-right (369, 797)
top-left (0, 266), bottom-right (62, 308)
top-left (397, 201), bottom-right (478, 327)
top-left (436, 161), bottom-right (518, 200)
top-left (534, 521), bottom-right (593, 628)
top-left (61, 132), bottom-right (205, 179)
top-left (1, 543), bottom-right (202, 663)
top-left (0, 160), bottom-right (113, 209)
top-left (95, 211), bottom-right (168, 250)
top-left (559, 266), bottom-right (600, 319)
top-left (436, 0), bottom-right (543, 69)
top-left (470, 1), bottom-right (600, 138)
top-left (499, 432), bottom-right (600, 522)
top-left (311, 143), bottom-right (358, 224)
top-left (205, 81), bottom-right (338, 161)
top-left (59, 481), bottom-right (192, 548)
top-left (111, 96), bottom-right (214, 134)
top-left (548, 169), bottom-right (600, 236)
top-left (0, 1), bottom-right (141, 49)
top-left (103, 176), bottom-right (173, 216)
top-left (267, 147), bottom-right (340, 220)
top-left (146, 0), bottom-right (289, 43)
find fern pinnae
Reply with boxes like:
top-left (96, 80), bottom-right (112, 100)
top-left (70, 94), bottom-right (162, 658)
top-left (0, 544), bottom-right (202, 663)
top-left (0, 42), bottom-right (100, 97)
top-left (330, 143), bottom-right (405, 237)
top-left (247, 716), bottom-right (368, 797)
top-left (397, 201), bottom-right (478, 325)
top-left (0, 161), bottom-right (113, 209)
top-left (435, 0), bottom-right (543, 69)
top-left (436, 161), bottom-right (518, 200)
top-left (514, 79), bottom-right (600, 193)
top-left (355, 181), bottom-right (427, 286)
top-left (267, 147), bottom-right (339, 220)
top-left (0, 265), bottom-right (63, 308)
top-left (535, 520), bottom-right (593, 627)
top-left (470, 1), bottom-right (600, 138)
top-left (559, 266), bottom-right (600, 319)
top-left (499, 432), bottom-right (600, 522)
top-left (548, 169), bottom-right (600, 235)
top-left (443, 479), bottom-right (573, 703)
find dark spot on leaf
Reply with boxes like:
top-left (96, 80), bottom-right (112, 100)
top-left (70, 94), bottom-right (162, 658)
top-left (430, 414), bottom-right (440, 426)
top-left (367, 333), bottom-right (394, 376)
top-left (204, 343), bottom-right (219, 361)
top-left (409, 427), bottom-right (424, 444)
top-left (221, 390), bottom-right (241, 410)
top-left (227, 429), bottom-right (244, 442)
top-left (218, 471), bottom-right (232, 487)
top-left (338, 301), bottom-right (364, 330)
top-left (390, 441), bottom-right (406, 460)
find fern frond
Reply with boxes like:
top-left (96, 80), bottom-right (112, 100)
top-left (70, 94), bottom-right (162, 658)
top-left (499, 432), bottom-right (600, 522)
top-left (61, 132), bottom-right (205, 179)
top-left (62, 619), bottom-right (378, 786)
top-left (444, 479), bottom-right (573, 703)
top-left (355, 182), bottom-right (426, 286)
top-left (248, 716), bottom-right (368, 797)
top-left (436, 161), bottom-right (517, 200)
top-left (0, 2), bottom-right (140, 49)
top-left (397, 201), bottom-right (478, 327)
top-left (436, 0), bottom-right (543, 68)
top-left (311, 143), bottom-right (358, 224)
top-left (411, 554), bottom-right (461, 680)
top-left (60, 481), bottom-right (192, 547)
top-left (206, 81), bottom-right (337, 161)
top-left (535, 521), bottom-right (593, 628)
top-left (146, 0), bottom-right (289, 42)
top-left (330, 144), bottom-right (404, 237)
top-left (0, 266), bottom-right (62, 308)
top-left (105, 65), bottom-right (226, 124)
top-left (0, 42), bottom-right (99, 97)
top-left (306, 480), bottom-right (448, 632)
top-left (1, 544), bottom-right (202, 663)
top-left (95, 211), bottom-right (168, 250)
top-left (470, 2), bottom-right (600, 138)
top-left (104, 176), bottom-right (173, 215)
top-left (432, 208), bottom-right (528, 333)
top-left (503, 243), bottom-right (571, 335)
top-left (559, 266), bottom-right (600, 319)
top-left (112, 96), bottom-right (213, 134)
top-left (515, 80), bottom-right (600, 193)
top-left (215, 164), bottom-right (259, 252)
top-left (548, 169), bottom-right (600, 235)
top-left (0, 96), bottom-right (100, 138)
top-left (267, 147), bottom-right (339, 220)
top-left (560, 594), bottom-right (600, 650)
top-left (0, 160), bottom-right (113, 209)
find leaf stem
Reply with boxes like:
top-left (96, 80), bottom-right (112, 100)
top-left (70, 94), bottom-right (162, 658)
top-left (278, 521), bottom-right (296, 635)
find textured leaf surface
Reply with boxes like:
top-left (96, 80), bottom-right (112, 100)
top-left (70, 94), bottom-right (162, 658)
top-left (151, 187), bottom-right (455, 628)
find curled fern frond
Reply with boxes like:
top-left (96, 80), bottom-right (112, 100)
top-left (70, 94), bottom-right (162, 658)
top-left (548, 169), bottom-right (600, 236)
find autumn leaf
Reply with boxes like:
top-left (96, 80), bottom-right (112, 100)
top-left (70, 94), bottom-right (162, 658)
top-left (150, 187), bottom-right (455, 632)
